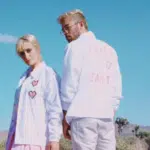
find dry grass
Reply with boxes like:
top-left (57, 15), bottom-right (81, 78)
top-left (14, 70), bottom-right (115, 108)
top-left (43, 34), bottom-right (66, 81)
top-left (0, 141), bottom-right (5, 150)
top-left (1, 136), bottom-right (149, 150)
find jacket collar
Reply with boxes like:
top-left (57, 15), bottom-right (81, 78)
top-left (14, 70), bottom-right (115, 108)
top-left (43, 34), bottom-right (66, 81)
top-left (29, 61), bottom-right (46, 79)
top-left (79, 31), bottom-right (96, 41)
top-left (19, 61), bottom-right (46, 86)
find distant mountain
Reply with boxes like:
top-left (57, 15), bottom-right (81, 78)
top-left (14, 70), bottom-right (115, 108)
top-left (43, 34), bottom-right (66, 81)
top-left (115, 123), bottom-right (150, 137)
top-left (140, 125), bottom-right (150, 131)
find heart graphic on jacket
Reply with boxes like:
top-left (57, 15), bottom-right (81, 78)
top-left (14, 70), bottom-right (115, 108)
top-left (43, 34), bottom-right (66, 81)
top-left (32, 80), bottom-right (38, 86)
top-left (28, 91), bottom-right (37, 98)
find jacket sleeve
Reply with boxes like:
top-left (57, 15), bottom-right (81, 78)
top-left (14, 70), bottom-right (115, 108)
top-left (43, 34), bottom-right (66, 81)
top-left (6, 89), bottom-right (19, 149)
top-left (109, 48), bottom-right (123, 111)
top-left (45, 71), bottom-right (63, 142)
top-left (60, 43), bottom-right (83, 111)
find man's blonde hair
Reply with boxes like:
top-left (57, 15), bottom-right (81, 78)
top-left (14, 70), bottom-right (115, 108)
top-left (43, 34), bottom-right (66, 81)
top-left (57, 9), bottom-right (88, 30)
top-left (16, 34), bottom-right (40, 53)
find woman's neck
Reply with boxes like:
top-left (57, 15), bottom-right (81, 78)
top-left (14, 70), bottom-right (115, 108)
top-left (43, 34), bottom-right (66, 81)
top-left (31, 57), bottom-right (43, 70)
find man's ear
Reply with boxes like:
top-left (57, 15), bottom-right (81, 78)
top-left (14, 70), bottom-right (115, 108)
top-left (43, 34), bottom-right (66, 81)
top-left (79, 21), bottom-right (84, 27)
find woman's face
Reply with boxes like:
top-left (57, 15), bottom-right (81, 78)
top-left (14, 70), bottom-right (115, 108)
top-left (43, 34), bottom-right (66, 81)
top-left (18, 42), bottom-right (41, 67)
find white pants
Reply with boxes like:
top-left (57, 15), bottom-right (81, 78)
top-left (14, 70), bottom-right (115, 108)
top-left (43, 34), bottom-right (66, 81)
top-left (71, 118), bottom-right (116, 150)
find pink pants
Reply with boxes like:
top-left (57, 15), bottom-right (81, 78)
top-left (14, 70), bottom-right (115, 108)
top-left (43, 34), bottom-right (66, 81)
top-left (9, 133), bottom-right (45, 150)
top-left (11, 144), bottom-right (45, 150)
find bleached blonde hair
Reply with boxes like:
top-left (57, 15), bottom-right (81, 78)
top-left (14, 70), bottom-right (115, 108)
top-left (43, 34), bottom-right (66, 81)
top-left (57, 9), bottom-right (88, 30)
top-left (16, 34), bottom-right (40, 53)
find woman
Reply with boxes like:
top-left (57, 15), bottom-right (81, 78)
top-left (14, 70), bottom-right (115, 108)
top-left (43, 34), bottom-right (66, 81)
top-left (6, 34), bottom-right (63, 150)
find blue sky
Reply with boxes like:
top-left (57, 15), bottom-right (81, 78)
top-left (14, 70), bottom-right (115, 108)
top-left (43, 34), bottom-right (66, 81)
top-left (0, 0), bottom-right (150, 130)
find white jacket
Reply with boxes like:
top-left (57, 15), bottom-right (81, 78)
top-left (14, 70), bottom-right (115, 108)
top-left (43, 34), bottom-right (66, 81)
top-left (60, 31), bottom-right (122, 124)
top-left (6, 62), bottom-right (63, 148)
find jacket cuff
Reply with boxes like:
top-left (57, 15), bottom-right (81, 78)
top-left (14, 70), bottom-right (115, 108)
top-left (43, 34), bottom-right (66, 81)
top-left (61, 101), bottom-right (70, 111)
top-left (113, 98), bottom-right (120, 111)
top-left (48, 136), bottom-right (60, 142)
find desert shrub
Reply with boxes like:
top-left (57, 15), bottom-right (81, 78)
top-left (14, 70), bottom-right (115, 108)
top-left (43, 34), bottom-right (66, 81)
top-left (137, 131), bottom-right (150, 139)
top-left (115, 117), bottom-right (129, 135)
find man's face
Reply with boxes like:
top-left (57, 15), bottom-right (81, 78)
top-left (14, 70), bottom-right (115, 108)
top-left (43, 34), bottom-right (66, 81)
top-left (61, 17), bottom-right (80, 42)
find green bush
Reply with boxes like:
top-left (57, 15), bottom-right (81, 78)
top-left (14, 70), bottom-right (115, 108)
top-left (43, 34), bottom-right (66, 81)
top-left (137, 131), bottom-right (150, 139)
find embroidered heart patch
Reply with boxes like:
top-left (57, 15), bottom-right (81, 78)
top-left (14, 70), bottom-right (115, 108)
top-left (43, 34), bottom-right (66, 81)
top-left (28, 91), bottom-right (36, 99)
top-left (32, 80), bottom-right (38, 86)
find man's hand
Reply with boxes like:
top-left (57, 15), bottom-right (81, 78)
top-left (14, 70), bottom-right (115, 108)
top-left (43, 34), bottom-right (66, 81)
top-left (62, 110), bottom-right (71, 140)
top-left (46, 141), bottom-right (59, 150)
top-left (63, 118), bottom-right (71, 140)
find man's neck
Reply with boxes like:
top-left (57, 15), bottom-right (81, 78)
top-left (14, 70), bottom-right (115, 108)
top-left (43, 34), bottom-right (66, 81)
top-left (80, 29), bottom-right (88, 35)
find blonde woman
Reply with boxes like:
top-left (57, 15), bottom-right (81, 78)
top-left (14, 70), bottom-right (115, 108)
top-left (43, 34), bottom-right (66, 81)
top-left (6, 34), bottom-right (63, 150)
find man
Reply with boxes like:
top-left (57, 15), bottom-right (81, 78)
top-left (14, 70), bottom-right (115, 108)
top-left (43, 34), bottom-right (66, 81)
top-left (57, 9), bottom-right (122, 150)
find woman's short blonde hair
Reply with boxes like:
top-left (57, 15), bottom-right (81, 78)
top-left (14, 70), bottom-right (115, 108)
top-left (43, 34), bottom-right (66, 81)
top-left (16, 34), bottom-right (40, 53)
top-left (57, 9), bottom-right (88, 30)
